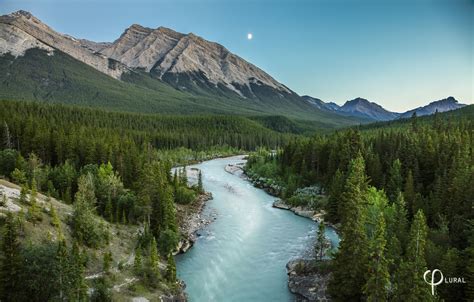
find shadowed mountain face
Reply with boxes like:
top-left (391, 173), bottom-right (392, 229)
top-left (302, 95), bottom-right (467, 121)
top-left (338, 98), bottom-right (400, 121)
top-left (0, 10), bottom-right (366, 127)
top-left (399, 96), bottom-right (466, 118)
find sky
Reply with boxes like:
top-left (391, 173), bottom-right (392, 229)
top-left (1, 0), bottom-right (472, 112)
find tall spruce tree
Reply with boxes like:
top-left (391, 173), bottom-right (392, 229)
top-left (315, 222), bottom-right (326, 261)
top-left (0, 213), bottom-right (22, 301)
top-left (328, 153), bottom-right (369, 301)
top-left (364, 213), bottom-right (390, 302)
top-left (394, 210), bottom-right (433, 301)
top-left (387, 159), bottom-right (403, 202)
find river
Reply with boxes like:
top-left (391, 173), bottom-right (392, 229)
top-left (176, 155), bottom-right (339, 302)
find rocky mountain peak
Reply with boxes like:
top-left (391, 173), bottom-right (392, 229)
top-left (0, 10), bottom-right (128, 78)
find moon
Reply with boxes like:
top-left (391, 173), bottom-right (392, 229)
top-left (247, 33), bottom-right (253, 40)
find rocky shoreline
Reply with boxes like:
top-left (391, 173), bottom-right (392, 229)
top-left (272, 199), bottom-right (339, 231)
top-left (175, 191), bottom-right (214, 254)
top-left (287, 259), bottom-right (333, 302)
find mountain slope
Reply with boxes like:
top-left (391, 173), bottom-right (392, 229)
top-left (0, 10), bottom-right (365, 128)
top-left (302, 95), bottom-right (340, 112)
top-left (399, 96), bottom-right (466, 118)
top-left (100, 24), bottom-right (292, 98)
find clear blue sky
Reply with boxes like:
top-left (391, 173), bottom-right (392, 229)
top-left (1, 0), bottom-right (472, 111)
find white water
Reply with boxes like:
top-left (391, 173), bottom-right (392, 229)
top-left (176, 156), bottom-right (339, 302)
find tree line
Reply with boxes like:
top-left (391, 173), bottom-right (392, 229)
top-left (246, 112), bottom-right (473, 301)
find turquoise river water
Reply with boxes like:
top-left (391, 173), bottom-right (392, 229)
top-left (176, 156), bottom-right (339, 302)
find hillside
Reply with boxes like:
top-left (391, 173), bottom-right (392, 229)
top-left (0, 179), bottom-right (180, 301)
top-left (0, 10), bottom-right (364, 128)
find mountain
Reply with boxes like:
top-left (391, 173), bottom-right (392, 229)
top-left (100, 24), bottom-right (293, 99)
top-left (399, 96), bottom-right (466, 119)
top-left (301, 95), bottom-right (340, 112)
top-left (303, 95), bottom-right (467, 122)
top-left (337, 97), bottom-right (399, 121)
top-left (302, 96), bottom-right (398, 121)
top-left (0, 10), bottom-right (365, 128)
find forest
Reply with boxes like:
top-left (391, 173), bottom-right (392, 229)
top-left (0, 98), bottom-right (472, 300)
top-left (245, 108), bottom-right (474, 301)
top-left (0, 100), bottom-right (257, 300)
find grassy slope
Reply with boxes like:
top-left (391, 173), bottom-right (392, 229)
top-left (0, 48), bottom-right (363, 129)
top-left (0, 178), bottom-right (174, 301)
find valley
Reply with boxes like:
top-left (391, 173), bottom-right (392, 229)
top-left (0, 5), bottom-right (472, 302)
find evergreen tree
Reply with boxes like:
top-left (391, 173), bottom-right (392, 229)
top-left (19, 184), bottom-right (28, 203)
top-left (28, 180), bottom-right (42, 223)
top-left (329, 154), bottom-right (369, 301)
top-left (50, 203), bottom-right (63, 240)
top-left (393, 210), bottom-right (432, 301)
top-left (364, 213), bottom-right (390, 302)
top-left (0, 213), bottom-right (22, 301)
top-left (56, 239), bottom-right (68, 301)
top-left (72, 173), bottom-right (107, 247)
top-left (166, 254), bottom-right (176, 283)
top-left (197, 170), bottom-right (204, 194)
top-left (134, 248), bottom-right (142, 274)
top-left (327, 169), bottom-right (344, 223)
top-left (403, 169), bottom-right (416, 218)
top-left (387, 159), bottom-right (403, 202)
top-left (68, 242), bottom-right (87, 301)
top-left (315, 223), bottom-right (326, 260)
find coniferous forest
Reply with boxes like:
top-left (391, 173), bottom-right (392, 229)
top-left (245, 108), bottom-right (474, 301)
top-left (0, 3), bottom-right (472, 300)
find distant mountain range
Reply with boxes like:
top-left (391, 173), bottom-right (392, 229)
top-left (303, 95), bottom-right (467, 121)
top-left (0, 10), bottom-right (364, 129)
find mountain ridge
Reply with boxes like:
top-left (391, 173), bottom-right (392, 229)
top-left (0, 10), bottom-right (366, 128)
top-left (303, 95), bottom-right (467, 121)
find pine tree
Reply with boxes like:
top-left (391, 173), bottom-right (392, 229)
top-left (403, 170), bottom-right (416, 218)
top-left (150, 236), bottom-right (160, 279)
top-left (197, 170), bottom-right (204, 193)
top-left (387, 159), bottom-right (403, 202)
top-left (56, 239), bottom-right (69, 301)
top-left (166, 254), bottom-right (176, 283)
top-left (50, 203), bottom-right (63, 240)
top-left (104, 196), bottom-right (113, 222)
top-left (134, 248), bottom-right (142, 275)
top-left (315, 222), bottom-right (326, 260)
top-left (180, 166), bottom-right (188, 185)
top-left (28, 180), bottom-right (42, 223)
top-left (3, 121), bottom-right (12, 149)
top-left (329, 154), bottom-right (369, 301)
top-left (19, 184), bottom-right (28, 203)
top-left (69, 242), bottom-right (88, 301)
top-left (327, 169), bottom-right (344, 223)
top-left (393, 210), bottom-right (432, 301)
top-left (0, 213), bottom-right (22, 301)
top-left (364, 213), bottom-right (390, 302)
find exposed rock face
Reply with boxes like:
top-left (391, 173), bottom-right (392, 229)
top-left (399, 96), bottom-right (466, 118)
top-left (100, 25), bottom-right (292, 97)
top-left (0, 10), bottom-right (128, 79)
top-left (287, 259), bottom-right (332, 302)
top-left (302, 96), bottom-right (340, 112)
top-left (0, 23), bottom-right (53, 56)
top-left (0, 10), bottom-right (297, 101)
